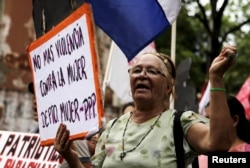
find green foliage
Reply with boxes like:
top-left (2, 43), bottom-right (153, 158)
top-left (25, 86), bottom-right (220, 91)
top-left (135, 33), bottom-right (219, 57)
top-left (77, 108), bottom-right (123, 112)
top-left (155, 6), bottom-right (207, 93)
top-left (156, 0), bottom-right (250, 95)
top-left (225, 30), bottom-right (250, 94)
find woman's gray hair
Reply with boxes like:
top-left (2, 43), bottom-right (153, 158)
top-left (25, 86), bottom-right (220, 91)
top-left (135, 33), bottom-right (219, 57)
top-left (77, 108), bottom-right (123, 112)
top-left (143, 52), bottom-right (176, 104)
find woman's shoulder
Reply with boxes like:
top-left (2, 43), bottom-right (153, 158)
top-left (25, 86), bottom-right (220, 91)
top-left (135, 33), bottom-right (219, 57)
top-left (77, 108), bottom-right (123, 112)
top-left (175, 110), bottom-right (209, 135)
top-left (105, 112), bottom-right (131, 129)
top-left (180, 110), bottom-right (209, 123)
top-left (161, 109), bottom-right (209, 123)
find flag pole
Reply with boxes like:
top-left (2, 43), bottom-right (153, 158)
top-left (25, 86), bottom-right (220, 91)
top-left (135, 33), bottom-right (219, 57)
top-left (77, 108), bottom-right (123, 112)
top-left (102, 41), bottom-right (114, 100)
top-left (170, 20), bottom-right (177, 109)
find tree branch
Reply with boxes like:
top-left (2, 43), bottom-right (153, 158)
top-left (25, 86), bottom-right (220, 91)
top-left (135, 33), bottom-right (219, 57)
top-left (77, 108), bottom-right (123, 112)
top-left (194, 0), bottom-right (211, 34)
top-left (217, 0), bottom-right (229, 20)
top-left (221, 19), bottom-right (250, 42)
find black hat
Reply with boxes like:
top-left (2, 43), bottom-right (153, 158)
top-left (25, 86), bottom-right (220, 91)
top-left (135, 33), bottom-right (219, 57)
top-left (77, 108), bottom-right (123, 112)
top-left (28, 82), bottom-right (34, 94)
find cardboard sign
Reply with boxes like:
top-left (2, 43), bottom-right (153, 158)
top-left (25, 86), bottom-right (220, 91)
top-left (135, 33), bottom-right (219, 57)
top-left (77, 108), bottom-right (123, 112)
top-left (27, 3), bottom-right (104, 146)
top-left (0, 131), bottom-right (60, 167)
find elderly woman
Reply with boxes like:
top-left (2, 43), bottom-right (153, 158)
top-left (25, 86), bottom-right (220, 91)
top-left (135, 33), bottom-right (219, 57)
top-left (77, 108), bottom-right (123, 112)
top-left (54, 45), bottom-right (237, 167)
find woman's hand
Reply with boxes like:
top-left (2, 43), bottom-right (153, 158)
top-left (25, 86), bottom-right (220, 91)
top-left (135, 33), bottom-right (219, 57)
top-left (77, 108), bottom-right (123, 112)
top-left (54, 124), bottom-right (87, 168)
top-left (54, 124), bottom-right (78, 159)
top-left (209, 45), bottom-right (237, 78)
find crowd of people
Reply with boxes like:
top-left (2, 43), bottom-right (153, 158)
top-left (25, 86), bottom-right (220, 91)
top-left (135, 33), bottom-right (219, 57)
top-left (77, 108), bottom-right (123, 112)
top-left (26, 42), bottom-right (250, 167)
top-left (40, 44), bottom-right (250, 168)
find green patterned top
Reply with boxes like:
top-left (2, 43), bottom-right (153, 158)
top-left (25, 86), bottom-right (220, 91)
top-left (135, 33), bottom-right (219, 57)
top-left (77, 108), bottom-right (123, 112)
top-left (91, 109), bottom-right (208, 168)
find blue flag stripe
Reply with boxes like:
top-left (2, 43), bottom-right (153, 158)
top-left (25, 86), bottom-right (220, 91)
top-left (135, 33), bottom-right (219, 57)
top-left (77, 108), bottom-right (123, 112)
top-left (87, 0), bottom-right (181, 61)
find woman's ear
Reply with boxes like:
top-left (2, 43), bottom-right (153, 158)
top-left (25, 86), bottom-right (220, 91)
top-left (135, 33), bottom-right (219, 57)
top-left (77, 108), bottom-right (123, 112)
top-left (165, 85), bottom-right (173, 101)
top-left (166, 85), bottom-right (172, 95)
top-left (232, 115), bottom-right (239, 128)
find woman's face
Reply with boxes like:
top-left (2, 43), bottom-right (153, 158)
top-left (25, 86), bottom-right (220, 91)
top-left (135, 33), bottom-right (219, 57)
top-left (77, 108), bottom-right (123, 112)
top-left (129, 54), bottom-right (171, 105)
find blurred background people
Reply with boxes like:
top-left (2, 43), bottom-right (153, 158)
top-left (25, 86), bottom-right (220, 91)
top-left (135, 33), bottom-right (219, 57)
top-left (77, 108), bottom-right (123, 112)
top-left (121, 102), bottom-right (135, 114)
top-left (199, 95), bottom-right (250, 168)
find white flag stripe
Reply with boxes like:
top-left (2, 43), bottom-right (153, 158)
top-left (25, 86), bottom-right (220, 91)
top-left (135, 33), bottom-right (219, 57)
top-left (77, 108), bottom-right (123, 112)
top-left (199, 81), bottom-right (210, 116)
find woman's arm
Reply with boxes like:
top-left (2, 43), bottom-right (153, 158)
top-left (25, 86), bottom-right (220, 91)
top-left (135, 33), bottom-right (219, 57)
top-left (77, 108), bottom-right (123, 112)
top-left (186, 45), bottom-right (237, 154)
top-left (54, 123), bottom-right (89, 168)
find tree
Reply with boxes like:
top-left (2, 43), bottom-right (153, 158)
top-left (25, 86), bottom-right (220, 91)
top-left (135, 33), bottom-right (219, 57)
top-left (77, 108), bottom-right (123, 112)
top-left (156, 0), bottom-right (250, 95)
top-left (156, 5), bottom-right (208, 94)
top-left (225, 30), bottom-right (250, 93)
top-left (185, 0), bottom-right (250, 60)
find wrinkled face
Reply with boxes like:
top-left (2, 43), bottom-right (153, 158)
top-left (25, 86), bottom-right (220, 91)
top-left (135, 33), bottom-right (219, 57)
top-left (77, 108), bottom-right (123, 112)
top-left (129, 54), bottom-right (171, 105)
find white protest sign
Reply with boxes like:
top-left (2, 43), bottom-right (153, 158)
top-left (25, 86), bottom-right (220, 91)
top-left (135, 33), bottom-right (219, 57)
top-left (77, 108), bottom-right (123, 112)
top-left (27, 4), bottom-right (104, 146)
top-left (0, 131), bottom-right (61, 167)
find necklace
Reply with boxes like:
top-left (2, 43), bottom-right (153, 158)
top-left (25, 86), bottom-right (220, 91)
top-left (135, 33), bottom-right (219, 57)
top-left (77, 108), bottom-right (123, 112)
top-left (119, 111), bottom-right (163, 161)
